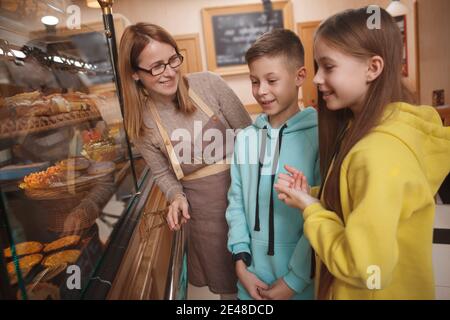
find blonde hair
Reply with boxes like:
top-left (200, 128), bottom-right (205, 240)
top-left (118, 23), bottom-right (195, 140)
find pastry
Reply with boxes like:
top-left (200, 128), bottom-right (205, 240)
top-left (82, 138), bottom-right (119, 162)
top-left (69, 101), bottom-right (90, 111)
top-left (87, 161), bottom-right (115, 175)
top-left (63, 91), bottom-right (88, 101)
top-left (43, 235), bottom-right (80, 253)
top-left (5, 91), bottom-right (43, 117)
top-left (17, 283), bottom-right (60, 300)
top-left (5, 91), bottom-right (99, 119)
top-left (16, 101), bottom-right (53, 117)
top-left (5, 91), bottom-right (42, 106)
top-left (7, 254), bottom-right (43, 284)
top-left (42, 250), bottom-right (81, 268)
top-left (7, 254), bottom-right (43, 273)
top-left (11, 92), bottom-right (97, 117)
top-left (58, 157), bottom-right (90, 171)
top-left (4, 241), bottom-right (43, 258)
top-left (20, 165), bottom-right (62, 189)
top-left (50, 96), bottom-right (71, 113)
top-left (32, 263), bottom-right (67, 283)
top-left (9, 267), bottom-right (32, 285)
top-left (64, 91), bottom-right (96, 106)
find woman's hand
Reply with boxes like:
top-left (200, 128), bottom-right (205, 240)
top-left (166, 194), bottom-right (190, 231)
top-left (62, 206), bottom-right (94, 236)
top-left (235, 260), bottom-right (269, 300)
top-left (274, 165), bottom-right (319, 211)
top-left (62, 210), bottom-right (84, 236)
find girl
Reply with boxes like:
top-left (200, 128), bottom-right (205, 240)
top-left (118, 23), bottom-right (252, 298)
top-left (274, 7), bottom-right (450, 300)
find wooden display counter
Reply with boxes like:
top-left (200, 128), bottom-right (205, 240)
top-left (107, 183), bottom-right (174, 299)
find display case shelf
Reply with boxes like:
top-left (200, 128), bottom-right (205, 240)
top-left (0, 0), bottom-right (152, 300)
top-left (0, 109), bottom-right (102, 139)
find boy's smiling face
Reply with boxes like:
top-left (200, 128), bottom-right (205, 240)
top-left (249, 55), bottom-right (306, 127)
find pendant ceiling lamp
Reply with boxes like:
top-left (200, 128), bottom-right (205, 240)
top-left (86, 0), bottom-right (101, 8)
top-left (386, 0), bottom-right (409, 17)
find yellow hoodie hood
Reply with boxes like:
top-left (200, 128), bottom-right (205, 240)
top-left (375, 102), bottom-right (450, 194)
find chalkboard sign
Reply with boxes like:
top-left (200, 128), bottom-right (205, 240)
top-left (212, 10), bottom-right (284, 67)
top-left (202, 1), bottom-right (294, 75)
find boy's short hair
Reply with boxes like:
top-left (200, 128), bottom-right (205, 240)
top-left (245, 28), bottom-right (305, 68)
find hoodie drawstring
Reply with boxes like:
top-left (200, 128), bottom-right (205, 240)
top-left (253, 125), bottom-right (267, 232)
top-left (254, 124), bottom-right (288, 256)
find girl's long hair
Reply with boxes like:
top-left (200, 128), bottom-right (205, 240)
top-left (314, 7), bottom-right (414, 299)
top-left (118, 23), bottom-right (195, 140)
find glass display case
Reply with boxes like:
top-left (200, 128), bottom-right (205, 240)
top-left (0, 0), bottom-right (159, 300)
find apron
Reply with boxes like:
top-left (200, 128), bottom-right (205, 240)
top-left (147, 88), bottom-right (237, 294)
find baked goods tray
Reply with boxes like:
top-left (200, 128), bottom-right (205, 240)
top-left (6, 236), bottom-right (90, 300)
top-left (0, 109), bottom-right (102, 139)
top-left (24, 172), bottom-right (113, 200)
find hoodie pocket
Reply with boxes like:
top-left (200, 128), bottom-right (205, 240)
top-left (250, 239), bottom-right (297, 284)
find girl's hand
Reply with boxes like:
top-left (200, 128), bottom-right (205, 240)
top-left (166, 194), bottom-right (190, 231)
top-left (274, 165), bottom-right (319, 211)
top-left (284, 164), bottom-right (311, 193)
top-left (235, 260), bottom-right (269, 300)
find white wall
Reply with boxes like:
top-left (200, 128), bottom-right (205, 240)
top-left (76, 0), bottom-right (418, 106)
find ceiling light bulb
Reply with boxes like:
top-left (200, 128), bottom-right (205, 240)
top-left (41, 15), bottom-right (59, 26)
top-left (386, 0), bottom-right (408, 17)
top-left (86, 0), bottom-right (101, 8)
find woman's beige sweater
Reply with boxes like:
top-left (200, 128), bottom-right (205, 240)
top-left (134, 71), bottom-right (252, 201)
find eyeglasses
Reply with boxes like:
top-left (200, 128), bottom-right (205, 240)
top-left (135, 54), bottom-right (184, 76)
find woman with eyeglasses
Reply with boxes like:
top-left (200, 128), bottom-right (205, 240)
top-left (118, 23), bottom-right (252, 299)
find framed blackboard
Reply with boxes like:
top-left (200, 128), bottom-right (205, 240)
top-left (213, 10), bottom-right (284, 67)
top-left (202, 1), bottom-right (294, 76)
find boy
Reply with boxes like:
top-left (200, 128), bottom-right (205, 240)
top-left (226, 29), bottom-right (319, 300)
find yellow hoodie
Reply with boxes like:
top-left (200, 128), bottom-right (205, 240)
top-left (304, 102), bottom-right (450, 300)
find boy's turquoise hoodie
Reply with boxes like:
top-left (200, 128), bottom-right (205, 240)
top-left (226, 107), bottom-right (320, 300)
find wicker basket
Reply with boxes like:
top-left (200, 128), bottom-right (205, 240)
top-left (25, 182), bottom-right (94, 200)
top-left (33, 192), bottom-right (88, 232)
top-left (21, 173), bottom-right (114, 232)
top-left (23, 173), bottom-right (110, 200)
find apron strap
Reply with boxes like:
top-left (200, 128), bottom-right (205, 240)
top-left (182, 163), bottom-right (230, 181)
top-left (188, 88), bottom-right (215, 118)
top-left (147, 98), bottom-right (185, 180)
top-left (148, 89), bottom-right (224, 182)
